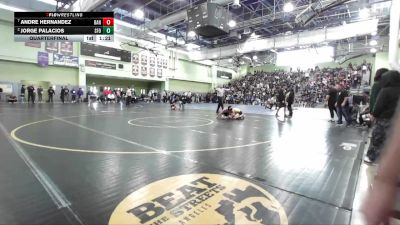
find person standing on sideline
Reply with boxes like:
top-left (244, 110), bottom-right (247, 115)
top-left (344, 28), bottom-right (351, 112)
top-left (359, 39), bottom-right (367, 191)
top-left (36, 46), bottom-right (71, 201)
top-left (335, 84), bottom-right (351, 125)
top-left (275, 87), bottom-right (286, 117)
top-left (64, 86), bottom-right (70, 103)
top-left (37, 86), bottom-right (43, 103)
top-left (365, 70), bottom-right (400, 163)
top-left (215, 86), bottom-right (230, 113)
top-left (126, 88), bottom-right (132, 107)
top-left (362, 99), bottom-right (400, 225)
top-left (60, 86), bottom-right (65, 104)
top-left (286, 87), bottom-right (295, 118)
top-left (71, 88), bottom-right (77, 103)
top-left (47, 86), bottom-right (55, 103)
top-left (20, 85), bottom-right (26, 103)
top-left (326, 85), bottom-right (338, 122)
top-left (77, 88), bottom-right (83, 103)
top-left (27, 84), bottom-right (35, 104)
top-left (370, 68), bottom-right (389, 111)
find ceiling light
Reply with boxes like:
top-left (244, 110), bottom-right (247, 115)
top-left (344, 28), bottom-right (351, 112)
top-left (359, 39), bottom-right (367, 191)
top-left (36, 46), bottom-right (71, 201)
top-left (37, 0), bottom-right (57, 5)
top-left (186, 43), bottom-right (200, 50)
top-left (359, 8), bottom-right (370, 20)
top-left (270, 49), bottom-right (278, 53)
top-left (177, 39), bottom-right (185, 45)
top-left (188, 30), bottom-right (196, 38)
top-left (0, 2), bottom-right (26, 11)
top-left (134, 9), bottom-right (144, 19)
top-left (252, 55), bottom-right (258, 60)
top-left (283, 2), bottom-right (294, 13)
top-left (369, 40), bottom-right (378, 46)
top-left (228, 20), bottom-right (236, 28)
top-left (370, 48), bottom-right (377, 53)
top-left (160, 39), bottom-right (167, 45)
top-left (250, 32), bottom-right (259, 38)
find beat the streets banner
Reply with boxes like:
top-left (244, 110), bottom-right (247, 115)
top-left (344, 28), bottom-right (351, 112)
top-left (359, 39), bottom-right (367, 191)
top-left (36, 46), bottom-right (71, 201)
top-left (53, 53), bottom-right (79, 67)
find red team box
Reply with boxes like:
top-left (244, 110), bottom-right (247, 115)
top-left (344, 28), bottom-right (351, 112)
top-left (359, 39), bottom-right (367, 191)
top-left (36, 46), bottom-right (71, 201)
top-left (102, 18), bottom-right (114, 26)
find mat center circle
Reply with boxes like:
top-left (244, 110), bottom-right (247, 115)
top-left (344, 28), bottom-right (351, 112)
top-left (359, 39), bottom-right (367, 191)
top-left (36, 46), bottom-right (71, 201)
top-left (128, 116), bottom-right (214, 128)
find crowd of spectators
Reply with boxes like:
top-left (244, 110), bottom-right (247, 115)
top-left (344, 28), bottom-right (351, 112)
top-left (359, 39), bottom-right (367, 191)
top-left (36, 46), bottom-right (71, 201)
top-left (215, 61), bottom-right (372, 107)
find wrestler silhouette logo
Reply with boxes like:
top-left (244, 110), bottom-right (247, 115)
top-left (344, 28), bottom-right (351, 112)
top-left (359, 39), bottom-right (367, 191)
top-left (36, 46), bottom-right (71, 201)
top-left (215, 186), bottom-right (282, 225)
top-left (109, 174), bottom-right (288, 225)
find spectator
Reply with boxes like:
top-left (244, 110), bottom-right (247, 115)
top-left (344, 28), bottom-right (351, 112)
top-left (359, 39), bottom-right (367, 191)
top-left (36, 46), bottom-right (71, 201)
top-left (286, 87), bottom-right (295, 117)
top-left (370, 68), bottom-right (389, 111)
top-left (48, 86), bottom-right (55, 103)
top-left (27, 84), bottom-right (35, 104)
top-left (365, 70), bottom-right (400, 163)
top-left (362, 99), bottom-right (400, 225)
top-left (77, 88), bottom-right (84, 103)
top-left (37, 86), bottom-right (43, 103)
top-left (335, 84), bottom-right (351, 126)
top-left (326, 85), bottom-right (338, 122)
top-left (20, 85), bottom-right (26, 103)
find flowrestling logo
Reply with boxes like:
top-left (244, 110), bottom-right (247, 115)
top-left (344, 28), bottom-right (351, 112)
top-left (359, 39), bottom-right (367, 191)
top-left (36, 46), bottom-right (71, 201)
top-left (109, 174), bottom-right (288, 225)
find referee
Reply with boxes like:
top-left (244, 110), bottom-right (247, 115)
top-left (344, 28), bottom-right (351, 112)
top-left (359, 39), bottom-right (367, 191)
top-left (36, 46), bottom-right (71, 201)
top-left (216, 86), bottom-right (230, 113)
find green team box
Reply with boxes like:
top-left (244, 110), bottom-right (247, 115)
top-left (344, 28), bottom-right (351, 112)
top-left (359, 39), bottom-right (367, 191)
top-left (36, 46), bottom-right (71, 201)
top-left (102, 26), bottom-right (114, 34)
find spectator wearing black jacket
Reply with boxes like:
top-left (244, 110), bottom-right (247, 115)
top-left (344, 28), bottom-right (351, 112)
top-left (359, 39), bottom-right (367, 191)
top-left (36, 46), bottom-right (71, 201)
top-left (60, 86), bottom-right (65, 104)
top-left (275, 87), bottom-right (286, 117)
top-left (20, 85), bottom-right (26, 103)
top-left (336, 85), bottom-right (351, 126)
top-left (27, 85), bottom-right (35, 104)
top-left (365, 70), bottom-right (400, 163)
top-left (326, 85), bottom-right (338, 122)
top-left (48, 86), bottom-right (55, 103)
top-left (370, 68), bottom-right (388, 111)
top-left (37, 86), bottom-right (43, 102)
top-left (286, 88), bottom-right (295, 117)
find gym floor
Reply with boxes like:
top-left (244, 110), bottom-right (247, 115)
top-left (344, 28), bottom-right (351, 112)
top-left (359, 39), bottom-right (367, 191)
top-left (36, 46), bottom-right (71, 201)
top-left (0, 103), bottom-right (367, 225)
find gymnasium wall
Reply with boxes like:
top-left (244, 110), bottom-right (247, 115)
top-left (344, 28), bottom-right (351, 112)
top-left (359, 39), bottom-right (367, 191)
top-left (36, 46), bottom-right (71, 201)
top-left (86, 76), bottom-right (156, 92)
top-left (251, 54), bottom-right (375, 74)
top-left (0, 60), bottom-right (78, 85)
top-left (173, 59), bottom-right (212, 83)
top-left (0, 16), bottom-right (236, 92)
top-left (168, 79), bottom-right (212, 92)
top-left (0, 20), bottom-right (79, 85)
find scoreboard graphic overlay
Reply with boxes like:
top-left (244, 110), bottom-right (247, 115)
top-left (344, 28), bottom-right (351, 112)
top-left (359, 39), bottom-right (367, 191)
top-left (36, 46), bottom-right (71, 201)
top-left (14, 12), bottom-right (114, 42)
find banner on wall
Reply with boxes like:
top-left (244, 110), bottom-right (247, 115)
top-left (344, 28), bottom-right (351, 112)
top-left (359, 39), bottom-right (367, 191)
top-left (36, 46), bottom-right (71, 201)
top-left (217, 70), bottom-right (232, 79)
top-left (60, 42), bottom-right (73, 56)
top-left (85, 60), bottom-right (116, 70)
top-left (141, 55), bottom-right (147, 65)
top-left (0, 83), bottom-right (13, 93)
top-left (53, 54), bottom-right (79, 67)
top-left (157, 58), bottom-right (163, 68)
top-left (25, 42), bottom-right (41, 48)
top-left (132, 64), bottom-right (139, 76)
top-left (37, 52), bottom-right (49, 67)
top-left (162, 58), bottom-right (168, 68)
top-left (45, 42), bottom-right (59, 53)
top-left (132, 53), bottom-right (139, 64)
top-left (141, 66), bottom-right (147, 76)
top-left (149, 68), bottom-right (155, 77)
top-left (157, 68), bottom-right (162, 78)
top-left (149, 56), bottom-right (155, 67)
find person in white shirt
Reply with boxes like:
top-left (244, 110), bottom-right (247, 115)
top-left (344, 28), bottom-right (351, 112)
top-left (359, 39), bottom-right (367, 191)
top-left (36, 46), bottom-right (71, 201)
top-left (216, 87), bottom-right (230, 113)
top-left (126, 88), bottom-right (132, 107)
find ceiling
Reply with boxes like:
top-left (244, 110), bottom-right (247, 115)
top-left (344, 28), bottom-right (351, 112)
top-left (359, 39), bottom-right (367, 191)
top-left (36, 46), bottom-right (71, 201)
top-left (94, 0), bottom-right (391, 48)
top-left (1, 0), bottom-right (391, 68)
